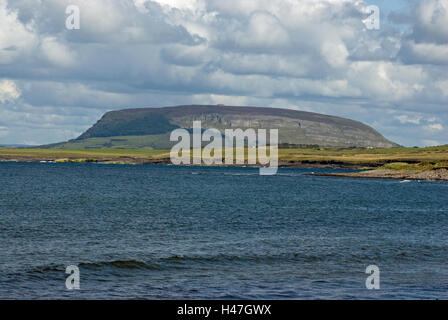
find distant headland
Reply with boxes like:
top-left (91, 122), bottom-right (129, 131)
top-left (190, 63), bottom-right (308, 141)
top-left (43, 105), bottom-right (399, 149)
top-left (0, 105), bottom-right (447, 180)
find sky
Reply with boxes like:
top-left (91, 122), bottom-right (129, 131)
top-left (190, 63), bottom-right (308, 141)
top-left (0, 0), bottom-right (447, 146)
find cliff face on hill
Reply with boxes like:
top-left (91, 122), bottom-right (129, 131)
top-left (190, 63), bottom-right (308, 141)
top-left (58, 105), bottom-right (398, 149)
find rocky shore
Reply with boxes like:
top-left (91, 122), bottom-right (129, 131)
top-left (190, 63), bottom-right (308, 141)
top-left (314, 168), bottom-right (448, 181)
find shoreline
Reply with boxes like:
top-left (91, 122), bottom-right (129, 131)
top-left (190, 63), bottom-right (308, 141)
top-left (0, 154), bottom-right (371, 169)
top-left (0, 157), bottom-right (362, 168)
top-left (312, 168), bottom-right (448, 181)
top-left (1, 156), bottom-right (448, 181)
top-left (1, 145), bottom-right (447, 181)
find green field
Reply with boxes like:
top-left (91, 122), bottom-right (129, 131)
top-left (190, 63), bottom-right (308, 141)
top-left (46, 134), bottom-right (173, 150)
top-left (0, 148), bottom-right (171, 164)
top-left (1, 145), bottom-right (447, 168)
top-left (277, 145), bottom-right (448, 166)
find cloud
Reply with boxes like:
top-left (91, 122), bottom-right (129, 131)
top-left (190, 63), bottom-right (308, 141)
top-left (398, 0), bottom-right (448, 65)
top-left (0, 0), bottom-right (446, 146)
top-left (40, 37), bottom-right (77, 67)
top-left (412, 0), bottom-right (448, 44)
top-left (234, 12), bottom-right (290, 50)
top-left (0, 0), bottom-right (37, 64)
top-left (0, 125), bottom-right (8, 138)
top-left (399, 41), bottom-right (448, 65)
top-left (395, 114), bottom-right (422, 125)
top-left (425, 123), bottom-right (444, 131)
top-left (0, 79), bottom-right (21, 103)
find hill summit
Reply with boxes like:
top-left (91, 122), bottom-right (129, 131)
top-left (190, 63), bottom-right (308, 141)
top-left (54, 105), bottom-right (398, 149)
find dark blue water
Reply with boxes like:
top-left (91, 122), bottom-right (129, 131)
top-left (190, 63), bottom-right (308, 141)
top-left (0, 162), bottom-right (446, 299)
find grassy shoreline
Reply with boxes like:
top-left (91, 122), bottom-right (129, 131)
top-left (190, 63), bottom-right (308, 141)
top-left (1, 145), bottom-right (447, 174)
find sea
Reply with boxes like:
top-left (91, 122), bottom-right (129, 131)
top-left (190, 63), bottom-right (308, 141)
top-left (0, 162), bottom-right (446, 299)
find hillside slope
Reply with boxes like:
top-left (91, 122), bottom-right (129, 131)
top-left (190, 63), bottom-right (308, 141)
top-left (50, 105), bottom-right (398, 149)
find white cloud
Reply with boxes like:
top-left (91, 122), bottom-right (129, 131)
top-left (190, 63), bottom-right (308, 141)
top-left (234, 12), bottom-right (290, 50)
top-left (400, 40), bottom-right (448, 65)
top-left (425, 123), bottom-right (444, 131)
top-left (0, 0), bottom-right (37, 64)
top-left (40, 37), bottom-right (76, 67)
top-left (0, 0), bottom-right (447, 146)
top-left (321, 40), bottom-right (349, 68)
top-left (395, 114), bottom-right (422, 125)
top-left (347, 61), bottom-right (427, 102)
top-left (0, 79), bottom-right (21, 103)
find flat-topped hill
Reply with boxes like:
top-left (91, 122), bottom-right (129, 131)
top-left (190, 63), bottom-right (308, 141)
top-left (50, 105), bottom-right (398, 149)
